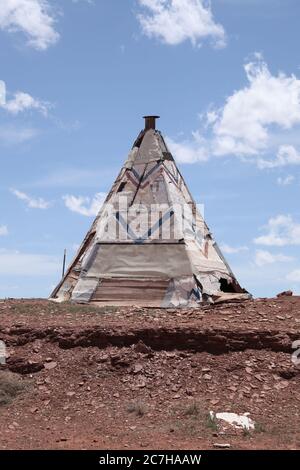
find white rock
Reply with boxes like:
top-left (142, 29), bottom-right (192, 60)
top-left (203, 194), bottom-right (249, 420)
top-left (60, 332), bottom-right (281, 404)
top-left (210, 411), bottom-right (255, 430)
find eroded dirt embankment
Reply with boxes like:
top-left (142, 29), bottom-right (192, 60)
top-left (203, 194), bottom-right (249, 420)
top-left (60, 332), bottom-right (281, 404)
top-left (0, 324), bottom-right (298, 356)
top-left (1, 295), bottom-right (300, 357)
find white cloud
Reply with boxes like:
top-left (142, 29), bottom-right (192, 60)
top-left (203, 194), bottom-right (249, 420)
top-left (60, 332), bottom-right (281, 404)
top-left (63, 192), bottom-right (106, 216)
top-left (254, 215), bottom-right (300, 247)
top-left (0, 249), bottom-right (60, 276)
top-left (11, 189), bottom-right (51, 209)
top-left (0, 225), bottom-right (8, 236)
top-left (137, 0), bottom-right (226, 47)
top-left (166, 133), bottom-right (208, 163)
top-left (3, 91), bottom-right (49, 115)
top-left (286, 269), bottom-right (300, 282)
top-left (258, 145), bottom-right (300, 169)
top-left (0, 125), bottom-right (39, 145)
top-left (255, 249), bottom-right (293, 267)
top-left (220, 243), bottom-right (248, 254)
top-left (0, 80), bottom-right (50, 116)
top-left (0, 0), bottom-right (59, 50)
top-left (169, 55), bottom-right (300, 167)
top-left (212, 56), bottom-right (300, 157)
top-left (0, 80), bottom-right (5, 106)
top-left (277, 174), bottom-right (295, 186)
top-left (72, 0), bottom-right (94, 3)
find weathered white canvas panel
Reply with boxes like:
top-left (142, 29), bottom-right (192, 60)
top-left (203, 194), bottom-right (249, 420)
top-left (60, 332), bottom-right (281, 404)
top-left (187, 254), bottom-right (231, 274)
top-left (197, 273), bottom-right (226, 295)
top-left (53, 280), bottom-right (74, 302)
top-left (135, 129), bottom-right (163, 163)
top-left (71, 277), bottom-right (99, 303)
top-left (86, 244), bottom-right (193, 278)
top-left (162, 276), bottom-right (201, 308)
top-left (124, 147), bottom-right (139, 169)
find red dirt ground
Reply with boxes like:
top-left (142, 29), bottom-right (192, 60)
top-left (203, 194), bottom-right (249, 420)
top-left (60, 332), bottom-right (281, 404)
top-left (0, 296), bottom-right (300, 450)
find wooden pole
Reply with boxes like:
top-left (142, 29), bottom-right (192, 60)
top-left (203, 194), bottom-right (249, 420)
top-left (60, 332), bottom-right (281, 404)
top-left (62, 249), bottom-right (67, 278)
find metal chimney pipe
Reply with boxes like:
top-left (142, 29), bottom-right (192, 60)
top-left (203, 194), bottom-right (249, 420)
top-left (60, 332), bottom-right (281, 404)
top-left (143, 115), bottom-right (160, 130)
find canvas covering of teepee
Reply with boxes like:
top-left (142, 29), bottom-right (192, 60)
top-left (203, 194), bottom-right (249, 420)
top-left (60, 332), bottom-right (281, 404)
top-left (50, 116), bottom-right (249, 307)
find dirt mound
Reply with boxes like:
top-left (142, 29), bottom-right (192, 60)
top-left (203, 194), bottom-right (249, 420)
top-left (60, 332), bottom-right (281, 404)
top-left (0, 297), bottom-right (299, 449)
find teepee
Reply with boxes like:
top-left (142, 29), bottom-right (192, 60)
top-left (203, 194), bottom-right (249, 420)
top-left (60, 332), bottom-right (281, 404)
top-left (50, 116), bottom-right (248, 307)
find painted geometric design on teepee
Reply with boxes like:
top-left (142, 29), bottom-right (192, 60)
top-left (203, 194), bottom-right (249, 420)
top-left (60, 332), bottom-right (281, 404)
top-left (50, 116), bottom-right (249, 307)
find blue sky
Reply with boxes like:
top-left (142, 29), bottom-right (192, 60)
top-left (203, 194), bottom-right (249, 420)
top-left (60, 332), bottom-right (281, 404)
top-left (0, 0), bottom-right (300, 299)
